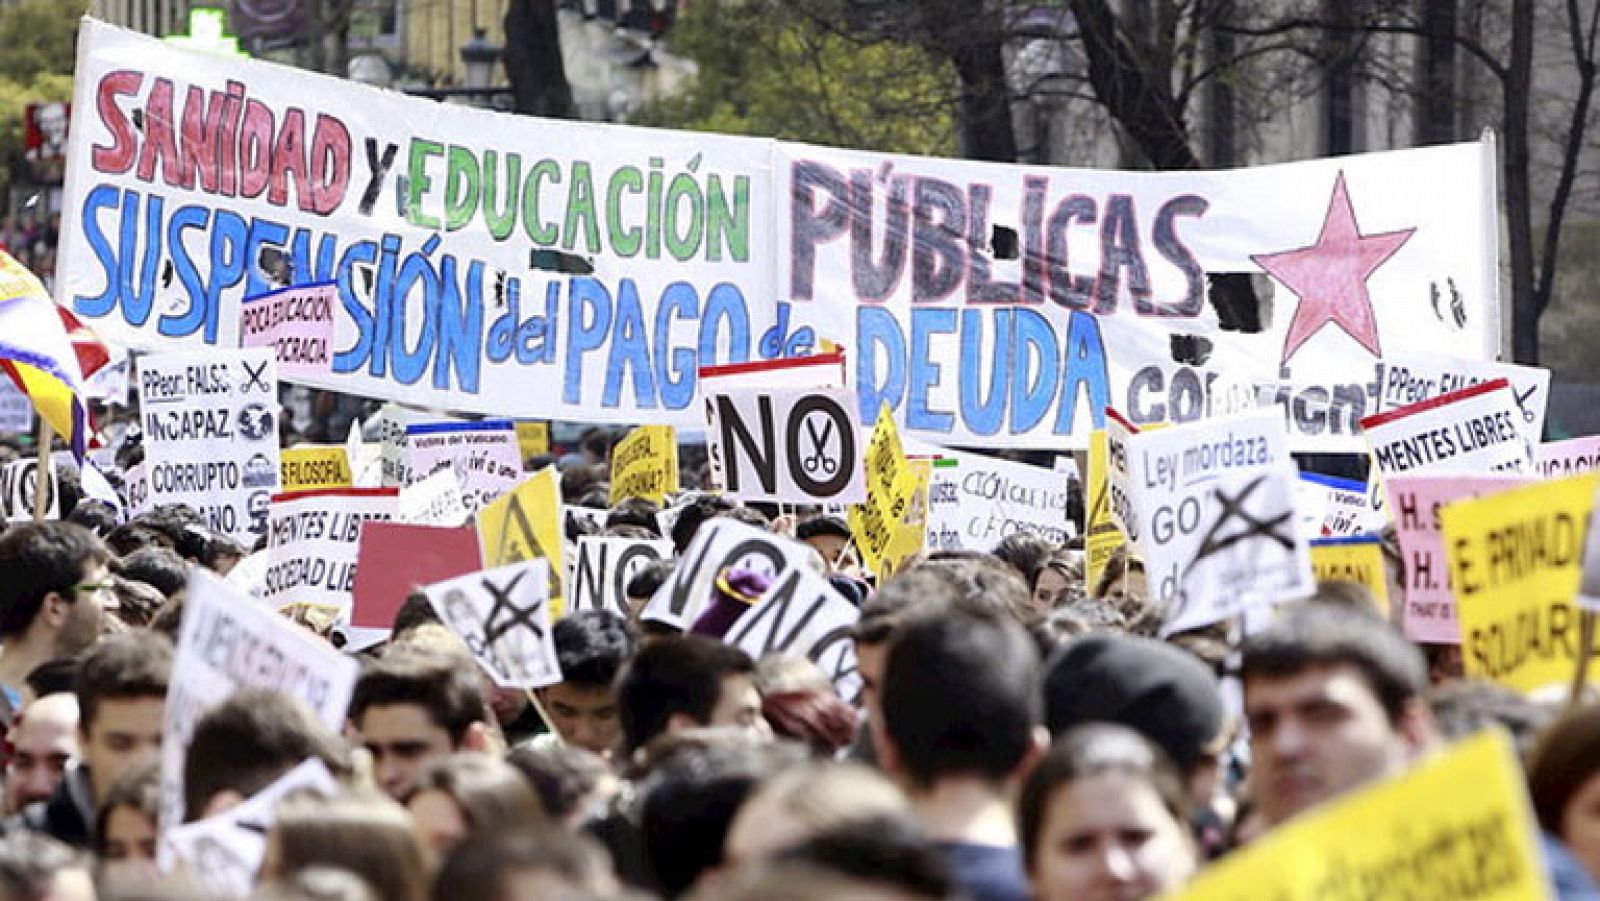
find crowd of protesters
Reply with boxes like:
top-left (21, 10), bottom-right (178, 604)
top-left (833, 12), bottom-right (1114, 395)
top-left (0, 420), bottom-right (1592, 901)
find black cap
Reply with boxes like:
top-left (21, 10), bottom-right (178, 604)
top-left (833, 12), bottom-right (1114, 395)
top-left (1042, 632), bottom-right (1223, 772)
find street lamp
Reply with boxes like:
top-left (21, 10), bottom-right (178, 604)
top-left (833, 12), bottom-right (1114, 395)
top-left (460, 28), bottom-right (502, 89)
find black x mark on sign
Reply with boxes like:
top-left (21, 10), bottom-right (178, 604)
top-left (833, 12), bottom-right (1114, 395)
top-left (1191, 475), bottom-right (1294, 563)
top-left (242, 359), bottom-right (270, 392)
top-left (481, 570), bottom-right (546, 646)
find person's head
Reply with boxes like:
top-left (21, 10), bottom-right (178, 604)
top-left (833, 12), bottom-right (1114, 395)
top-left (407, 753), bottom-right (545, 863)
top-left (75, 630), bottom-right (171, 805)
top-left (616, 635), bottom-right (767, 759)
top-left (182, 690), bottom-right (352, 821)
top-left (625, 559), bottom-right (676, 622)
top-left (432, 829), bottom-right (617, 901)
top-left (1042, 633), bottom-right (1226, 809)
top-left (263, 790), bottom-right (429, 901)
top-left (351, 651), bottom-right (490, 800)
top-left (112, 546), bottom-right (188, 599)
top-left (670, 494), bottom-right (738, 554)
top-left (854, 559), bottom-right (1027, 714)
top-left (992, 533), bottom-right (1056, 586)
top-left (768, 815), bottom-right (955, 901)
top-left (0, 521), bottom-right (112, 656)
top-left (5, 692), bottom-right (78, 813)
top-left (536, 610), bottom-right (635, 759)
top-left (1528, 703), bottom-right (1600, 882)
top-left (874, 612), bottom-right (1043, 792)
top-left (637, 736), bottom-right (804, 896)
top-left (390, 592), bottom-right (442, 643)
top-left (796, 517), bottom-right (853, 570)
top-left (1092, 548), bottom-right (1153, 634)
top-left (605, 498), bottom-right (662, 539)
top-left (1019, 724), bottom-right (1196, 901)
top-left (724, 764), bottom-right (909, 868)
top-left (92, 761), bottom-right (160, 889)
top-left (1428, 678), bottom-right (1554, 760)
top-left (1240, 600), bottom-right (1431, 827)
top-left (1030, 552), bottom-right (1082, 612)
top-left (0, 831), bottom-right (94, 901)
top-left (66, 500), bottom-right (117, 539)
top-left (504, 744), bottom-right (616, 829)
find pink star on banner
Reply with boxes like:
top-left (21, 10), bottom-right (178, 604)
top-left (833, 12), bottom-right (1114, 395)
top-left (1251, 172), bottom-right (1415, 364)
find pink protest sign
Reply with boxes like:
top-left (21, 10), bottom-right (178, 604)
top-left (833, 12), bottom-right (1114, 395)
top-left (1386, 473), bottom-right (1531, 643)
top-left (1537, 435), bottom-right (1600, 479)
top-left (240, 281), bottom-right (336, 378)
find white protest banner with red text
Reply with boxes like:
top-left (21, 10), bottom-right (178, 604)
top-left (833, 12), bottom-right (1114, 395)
top-left (1361, 379), bottom-right (1533, 480)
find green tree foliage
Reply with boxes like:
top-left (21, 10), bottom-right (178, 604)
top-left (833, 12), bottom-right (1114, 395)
top-left (636, 0), bottom-right (958, 156)
top-left (0, 0), bottom-right (83, 206)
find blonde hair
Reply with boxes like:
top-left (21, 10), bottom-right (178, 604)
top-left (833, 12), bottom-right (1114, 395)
top-left (749, 763), bottom-right (908, 834)
top-left (268, 791), bottom-right (428, 901)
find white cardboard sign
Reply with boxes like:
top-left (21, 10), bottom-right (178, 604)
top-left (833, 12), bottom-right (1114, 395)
top-left (707, 385), bottom-right (867, 505)
top-left (1362, 378), bottom-right (1533, 478)
top-left (641, 517), bottom-right (816, 631)
top-left (404, 419), bottom-right (523, 513)
top-left (569, 536), bottom-right (674, 617)
top-left (921, 446), bottom-right (1074, 550)
top-left (262, 487), bottom-right (398, 616)
top-left (725, 563), bottom-right (861, 701)
top-left (425, 560), bottom-right (562, 689)
top-left (137, 348), bottom-right (280, 547)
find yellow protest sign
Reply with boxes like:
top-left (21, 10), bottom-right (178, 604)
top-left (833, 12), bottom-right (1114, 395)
top-left (876, 457), bottom-right (931, 579)
top-left (849, 405), bottom-right (915, 573)
top-left (1309, 536), bottom-right (1390, 616)
top-left (1176, 729), bottom-right (1549, 901)
top-left (279, 446), bottom-right (352, 493)
top-left (514, 421), bottom-right (549, 462)
top-left (1441, 472), bottom-right (1599, 694)
top-left (610, 425), bottom-right (679, 504)
top-left (477, 468), bottom-right (567, 617)
top-left (1085, 429), bottom-right (1124, 593)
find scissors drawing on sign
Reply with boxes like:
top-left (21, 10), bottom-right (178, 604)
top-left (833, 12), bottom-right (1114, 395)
top-left (802, 417), bottom-right (838, 475)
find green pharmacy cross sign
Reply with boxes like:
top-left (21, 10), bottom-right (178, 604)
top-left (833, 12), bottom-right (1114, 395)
top-left (164, 7), bottom-right (245, 56)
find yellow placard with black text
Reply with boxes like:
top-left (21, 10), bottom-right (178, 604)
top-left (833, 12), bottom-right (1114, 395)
top-left (279, 446), bottom-right (352, 493)
top-left (477, 467), bottom-right (567, 618)
top-left (515, 421), bottom-right (549, 463)
top-left (1309, 536), bottom-right (1390, 616)
top-left (1085, 429), bottom-right (1125, 593)
top-left (1441, 472), bottom-right (1599, 694)
top-left (1175, 729), bottom-right (1549, 901)
top-left (849, 405), bottom-right (915, 574)
top-left (610, 425), bottom-right (679, 505)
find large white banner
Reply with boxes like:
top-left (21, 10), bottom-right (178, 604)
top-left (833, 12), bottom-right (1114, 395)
top-left (262, 487), bottom-right (397, 617)
top-left (63, 20), bottom-right (1499, 451)
top-left (62, 20), bottom-right (777, 428)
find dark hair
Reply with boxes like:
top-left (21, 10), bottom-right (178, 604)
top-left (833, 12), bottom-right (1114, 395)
top-left (1240, 600), bottom-right (1426, 724)
top-left (778, 815), bottom-right (954, 899)
top-left (104, 524), bottom-right (173, 558)
top-left (504, 744), bottom-right (611, 824)
top-left (183, 690), bottom-right (352, 821)
top-left (93, 761), bottom-right (160, 859)
top-left (433, 829), bottom-right (613, 901)
top-left (351, 651), bottom-right (485, 742)
top-left (991, 532), bottom-right (1056, 584)
top-left (606, 498), bottom-right (662, 537)
top-left (638, 739), bottom-right (798, 896)
top-left (390, 591), bottom-right (441, 639)
top-left (25, 657), bottom-right (79, 699)
top-left (722, 506), bottom-right (770, 531)
top-left (76, 630), bottom-right (172, 734)
top-left (855, 558), bottom-right (1032, 646)
top-left (108, 574), bottom-right (165, 628)
top-left (1528, 704), bottom-right (1600, 833)
top-left (130, 506), bottom-right (209, 560)
top-left (625, 559), bottom-right (675, 602)
top-left (795, 516), bottom-right (851, 543)
top-left (553, 610), bottom-right (635, 689)
top-left (411, 753), bottom-right (544, 833)
top-left (880, 613), bottom-right (1040, 786)
top-left (1019, 724), bottom-right (1188, 872)
top-left (0, 521), bottom-right (110, 638)
top-left (66, 500), bottom-right (118, 538)
top-left (114, 546), bottom-right (188, 599)
top-left (670, 494), bottom-right (737, 554)
top-left (616, 636), bottom-right (756, 756)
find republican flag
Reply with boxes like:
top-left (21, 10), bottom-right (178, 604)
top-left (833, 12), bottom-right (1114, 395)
top-left (0, 251), bottom-right (103, 461)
